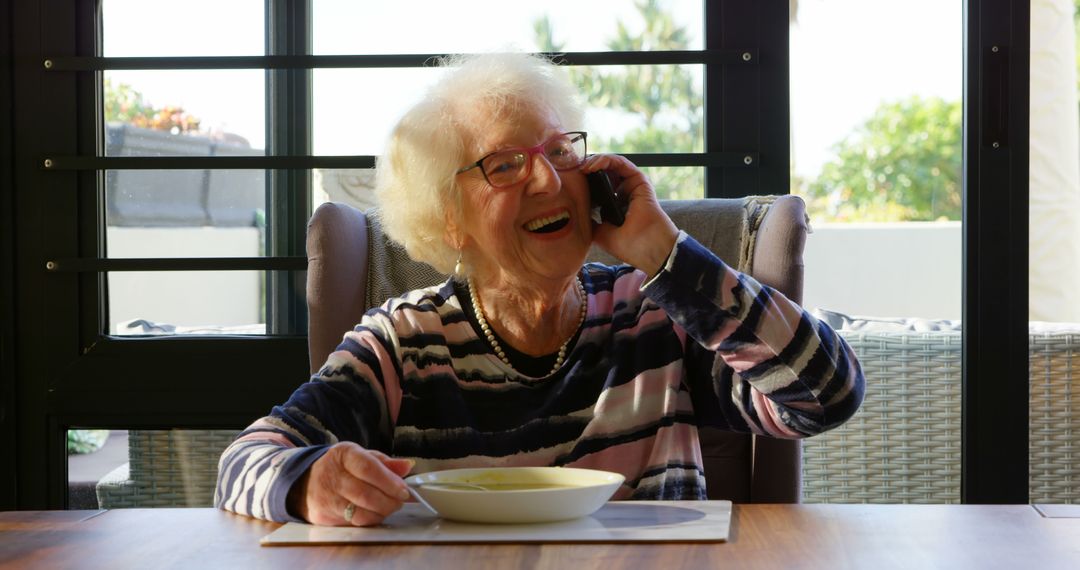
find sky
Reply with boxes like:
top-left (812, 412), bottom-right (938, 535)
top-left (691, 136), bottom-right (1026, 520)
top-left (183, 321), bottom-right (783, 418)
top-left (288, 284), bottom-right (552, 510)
top-left (102, 0), bottom-right (962, 180)
top-left (789, 0), bottom-right (962, 178)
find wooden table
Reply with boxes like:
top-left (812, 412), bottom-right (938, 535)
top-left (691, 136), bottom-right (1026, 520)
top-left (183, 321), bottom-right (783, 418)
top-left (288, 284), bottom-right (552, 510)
top-left (1, 504), bottom-right (1078, 569)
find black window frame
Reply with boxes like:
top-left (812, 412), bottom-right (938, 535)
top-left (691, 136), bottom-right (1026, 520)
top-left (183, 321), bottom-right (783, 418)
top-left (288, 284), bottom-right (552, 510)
top-left (0, 0), bottom-right (1029, 510)
top-left (6, 0), bottom-right (790, 509)
top-left (962, 0), bottom-right (1029, 503)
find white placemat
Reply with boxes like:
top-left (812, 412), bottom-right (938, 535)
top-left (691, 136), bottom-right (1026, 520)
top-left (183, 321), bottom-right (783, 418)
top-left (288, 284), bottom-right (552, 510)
top-left (261, 500), bottom-right (731, 545)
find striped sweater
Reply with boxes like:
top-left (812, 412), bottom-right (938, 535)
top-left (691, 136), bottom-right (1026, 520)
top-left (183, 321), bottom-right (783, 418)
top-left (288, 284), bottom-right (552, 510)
top-left (215, 232), bottom-right (864, 521)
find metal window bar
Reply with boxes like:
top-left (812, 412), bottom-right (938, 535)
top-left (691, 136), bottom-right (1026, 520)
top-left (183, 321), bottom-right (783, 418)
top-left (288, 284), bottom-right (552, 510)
top-left (39, 153), bottom-right (756, 171)
top-left (40, 50), bottom-right (758, 71)
top-left (44, 257), bottom-right (307, 273)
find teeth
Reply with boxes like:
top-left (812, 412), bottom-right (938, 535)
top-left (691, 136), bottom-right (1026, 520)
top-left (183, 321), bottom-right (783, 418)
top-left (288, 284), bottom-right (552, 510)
top-left (525, 211), bottom-right (570, 231)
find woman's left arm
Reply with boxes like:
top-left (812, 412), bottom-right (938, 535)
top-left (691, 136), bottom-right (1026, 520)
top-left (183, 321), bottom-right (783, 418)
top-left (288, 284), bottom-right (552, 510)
top-left (585, 154), bottom-right (863, 437)
top-left (643, 231), bottom-right (866, 438)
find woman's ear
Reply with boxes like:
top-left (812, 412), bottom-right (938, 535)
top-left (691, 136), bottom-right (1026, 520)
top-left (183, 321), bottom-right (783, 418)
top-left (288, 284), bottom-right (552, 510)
top-left (443, 210), bottom-right (465, 251)
top-left (443, 212), bottom-right (470, 277)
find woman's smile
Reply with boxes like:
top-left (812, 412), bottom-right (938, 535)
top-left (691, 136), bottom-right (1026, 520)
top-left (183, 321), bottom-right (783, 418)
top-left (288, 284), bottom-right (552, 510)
top-left (523, 208), bottom-right (573, 236)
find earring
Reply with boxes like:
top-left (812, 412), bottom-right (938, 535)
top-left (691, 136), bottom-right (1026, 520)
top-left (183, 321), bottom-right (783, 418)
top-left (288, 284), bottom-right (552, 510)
top-left (453, 253), bottom-right (463, 277)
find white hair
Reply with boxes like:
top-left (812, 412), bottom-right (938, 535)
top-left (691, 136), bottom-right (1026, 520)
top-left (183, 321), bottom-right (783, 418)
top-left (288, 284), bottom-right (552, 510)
top-left (372, 52), bottom-right (586, 274)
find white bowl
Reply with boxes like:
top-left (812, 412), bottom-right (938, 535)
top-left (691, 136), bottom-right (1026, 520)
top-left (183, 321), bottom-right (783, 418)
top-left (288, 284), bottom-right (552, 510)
top-left (404, 467), bottom-right (625, 524)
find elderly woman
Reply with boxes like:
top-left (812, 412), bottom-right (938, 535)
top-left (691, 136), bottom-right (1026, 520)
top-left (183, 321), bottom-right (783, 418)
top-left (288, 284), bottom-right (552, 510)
top-left (215, 52), bottom-right (864, 527)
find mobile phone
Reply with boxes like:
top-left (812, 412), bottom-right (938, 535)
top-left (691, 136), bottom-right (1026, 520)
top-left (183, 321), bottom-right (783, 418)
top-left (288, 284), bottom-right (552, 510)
top-left (587, 170), bottom-right (627, 226)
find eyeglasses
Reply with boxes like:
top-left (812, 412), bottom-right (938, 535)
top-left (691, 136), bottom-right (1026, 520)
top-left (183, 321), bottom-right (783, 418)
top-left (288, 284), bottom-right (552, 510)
top-left (456, 131), bottom-right (587, 188)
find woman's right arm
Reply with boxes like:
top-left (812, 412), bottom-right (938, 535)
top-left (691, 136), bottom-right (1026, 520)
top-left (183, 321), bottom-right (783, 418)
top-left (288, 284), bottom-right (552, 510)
top-left (213, 310), bottom-right (410, 524)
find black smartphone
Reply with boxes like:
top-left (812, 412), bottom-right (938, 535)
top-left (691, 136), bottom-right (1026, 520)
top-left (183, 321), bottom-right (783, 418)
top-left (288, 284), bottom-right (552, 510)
top-left (587, 170), bottom-right (627, 226)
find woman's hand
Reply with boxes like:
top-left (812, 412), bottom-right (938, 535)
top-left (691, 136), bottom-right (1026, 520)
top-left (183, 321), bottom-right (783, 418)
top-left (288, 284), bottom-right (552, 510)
top-left (582, 154), bottom-right (679, 278)
top-left (287, 442), bottom-right (414, 526)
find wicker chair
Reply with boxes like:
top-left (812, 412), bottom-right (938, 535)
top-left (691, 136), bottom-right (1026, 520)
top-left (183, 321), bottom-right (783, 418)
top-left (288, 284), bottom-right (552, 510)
top-left (802, 320), bottom-right (1080, 504)
top-left (96, 429), bottom-right (238, 508)
top-left (1029, 324), bottom-right (1080, 503)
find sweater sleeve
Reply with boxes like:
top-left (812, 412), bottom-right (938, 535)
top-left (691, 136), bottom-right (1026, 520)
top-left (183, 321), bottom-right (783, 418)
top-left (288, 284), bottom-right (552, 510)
top-left (214, 308), bottom-right (403, 522)
top-left (641, 231), bottom-right (865, 438)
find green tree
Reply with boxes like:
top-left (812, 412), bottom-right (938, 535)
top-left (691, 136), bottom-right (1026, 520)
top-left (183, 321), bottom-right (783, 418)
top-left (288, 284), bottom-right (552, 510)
top-left (1075, 0), bottom-right (1080, 96)
top-left (804, 96), bottom-right (962, 222)
top-left (535, 0), bottom-right (703, 199)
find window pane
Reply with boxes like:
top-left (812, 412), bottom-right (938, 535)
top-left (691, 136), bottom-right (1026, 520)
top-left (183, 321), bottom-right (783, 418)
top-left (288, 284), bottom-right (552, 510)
top-left (107, 271), bottom-right (267, 335)
top-left (578, 63), bottom-right (704, 158)
top-left (102, 0), bottom-right (264, 57)
top-left (313, 65), bottom-right (703, 160)
top-left (639, 167), bottom-right (703, 201)
top-left (1028, 0), bottom-right (1080, 504)
top-left (791, 0), bottom-right (964, 504)
top-left (68, 429), bottom-right (240, 509)
top-left (104, 71), bottom-right (266, 154)
top-left (313, 68), bottom-right (443, 156)
top-left (314, 168), bottom-right (376, 212)
top-left (313, 0), bottom-right (703, 55)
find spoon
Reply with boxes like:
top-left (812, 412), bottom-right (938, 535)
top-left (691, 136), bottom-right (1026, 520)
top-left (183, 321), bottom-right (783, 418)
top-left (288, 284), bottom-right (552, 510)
top-left (404, 485), bottom-right (439, 516)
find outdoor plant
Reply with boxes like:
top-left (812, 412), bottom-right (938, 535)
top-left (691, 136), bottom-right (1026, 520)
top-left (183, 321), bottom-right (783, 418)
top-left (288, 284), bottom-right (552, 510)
top-left (67, 429), bottom-right (110, 455)
top-left (104, 78), bottom-right (202, 134)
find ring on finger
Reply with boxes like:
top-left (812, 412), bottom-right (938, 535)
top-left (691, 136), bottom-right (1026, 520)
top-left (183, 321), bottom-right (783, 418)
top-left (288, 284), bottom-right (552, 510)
top-left (343, 502), bottom-right (356, 523)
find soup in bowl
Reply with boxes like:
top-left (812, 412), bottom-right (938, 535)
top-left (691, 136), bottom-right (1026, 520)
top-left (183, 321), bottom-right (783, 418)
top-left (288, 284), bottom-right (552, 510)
top-left (404, 466), bottom-right (625, 524)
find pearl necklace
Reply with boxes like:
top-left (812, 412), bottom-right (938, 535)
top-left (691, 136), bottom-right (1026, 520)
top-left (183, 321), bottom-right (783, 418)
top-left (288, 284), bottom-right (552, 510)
top-left (467, 276), bottom-right (587, 377)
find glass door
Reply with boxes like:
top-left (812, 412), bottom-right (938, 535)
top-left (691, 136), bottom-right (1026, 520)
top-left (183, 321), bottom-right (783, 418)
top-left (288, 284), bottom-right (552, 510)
top-left (791, 0), bottom-right (965, 503)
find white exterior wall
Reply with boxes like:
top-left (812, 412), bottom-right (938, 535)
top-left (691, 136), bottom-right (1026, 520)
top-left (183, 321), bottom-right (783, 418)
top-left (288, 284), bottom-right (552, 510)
top-left (803, 222), bottom-right (962, 320)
